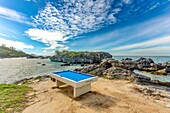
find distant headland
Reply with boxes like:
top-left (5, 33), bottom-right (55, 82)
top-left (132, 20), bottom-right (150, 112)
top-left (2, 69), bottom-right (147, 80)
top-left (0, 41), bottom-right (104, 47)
top-left (0, 44), bottom-right (27, 58)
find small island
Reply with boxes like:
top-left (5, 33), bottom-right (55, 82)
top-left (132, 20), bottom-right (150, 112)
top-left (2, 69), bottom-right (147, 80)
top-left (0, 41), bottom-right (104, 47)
top-left (50, 50), bottom-right (112, 64)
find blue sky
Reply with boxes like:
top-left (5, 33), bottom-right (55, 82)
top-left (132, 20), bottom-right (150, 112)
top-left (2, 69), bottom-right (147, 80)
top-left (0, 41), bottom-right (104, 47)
top-left (0, 0), bottom-right (170, 56)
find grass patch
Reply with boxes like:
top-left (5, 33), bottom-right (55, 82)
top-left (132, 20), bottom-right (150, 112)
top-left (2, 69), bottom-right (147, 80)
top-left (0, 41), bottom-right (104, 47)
top-left (89, 72), bottom-right (97, 76)
top-left (34, 76), bottom-right (42, 80)
top-left (0, 84), bottom-right (32, 113)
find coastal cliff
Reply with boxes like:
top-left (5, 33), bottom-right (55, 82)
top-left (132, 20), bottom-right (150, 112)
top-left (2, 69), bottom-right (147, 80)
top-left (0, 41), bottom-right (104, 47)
top-left (50, 50), bottom-right (112, 64)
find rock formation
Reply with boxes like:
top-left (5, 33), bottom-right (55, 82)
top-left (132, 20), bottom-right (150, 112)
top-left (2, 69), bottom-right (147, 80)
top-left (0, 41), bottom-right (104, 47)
top-left (75, 58), bottom-right (170, 87)
top-left (50, 50), bottom-right (112, 64)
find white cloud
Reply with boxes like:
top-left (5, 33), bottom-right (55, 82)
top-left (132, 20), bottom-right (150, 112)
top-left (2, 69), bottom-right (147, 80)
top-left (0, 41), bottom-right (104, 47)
top-left (27, 0), bottom-right (122, 50)
top-left (71, 43), bottom-right (76, 46)
top-left (112, 36), bottom-right (170, 51)
top-left (25, 28), bottom-right (67, 49)
top-left (88, 14), bottom-right (170, 51)
top-left (25, 0), bottom-right (37, 3)
top-left (0, 6), bottom-right (32, 25)
top-left (0, 32), bottom-right (8, 37)
top-left (26, 0), bottom-right (167, 52)
top-left (0, 38), bottom-right (34, 50)
top-left (122, 0), bottom-right (132, 4)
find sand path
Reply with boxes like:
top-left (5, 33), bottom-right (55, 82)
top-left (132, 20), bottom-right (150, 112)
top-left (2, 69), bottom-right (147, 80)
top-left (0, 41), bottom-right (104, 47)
top-left (23, 78), bottom-right (170, 113)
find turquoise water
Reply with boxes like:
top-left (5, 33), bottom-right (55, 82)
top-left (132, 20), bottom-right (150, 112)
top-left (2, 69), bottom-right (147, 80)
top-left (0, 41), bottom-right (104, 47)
top-left (112, 56), bottom-right (170, 82)
top-left (134, 70), bottom-right (170, 82)
top-left (0, 58), bottom-right (80, 84)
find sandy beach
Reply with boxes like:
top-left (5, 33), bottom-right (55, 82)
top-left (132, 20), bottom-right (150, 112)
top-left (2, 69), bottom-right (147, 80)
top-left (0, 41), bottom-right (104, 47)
top-left (23, 78), bottom-right (170, 113)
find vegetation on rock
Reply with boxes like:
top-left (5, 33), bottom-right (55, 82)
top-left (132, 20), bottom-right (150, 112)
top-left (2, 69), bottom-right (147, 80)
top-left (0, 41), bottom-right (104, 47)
top-left (0, 44), bottom-right (27, 58)
top-left (50, 50), bottom-right (112, 64)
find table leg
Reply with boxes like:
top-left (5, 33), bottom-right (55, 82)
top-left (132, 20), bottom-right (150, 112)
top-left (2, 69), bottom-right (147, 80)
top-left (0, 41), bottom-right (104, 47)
top-left (56, 80), bottom-right (65, 87)
top-left (73, 84), bottom-right (91, 98)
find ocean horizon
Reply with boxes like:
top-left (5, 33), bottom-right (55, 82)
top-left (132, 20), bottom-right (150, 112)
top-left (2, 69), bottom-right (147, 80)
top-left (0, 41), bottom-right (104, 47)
top-left (113, 56), bottom-right (170, 63)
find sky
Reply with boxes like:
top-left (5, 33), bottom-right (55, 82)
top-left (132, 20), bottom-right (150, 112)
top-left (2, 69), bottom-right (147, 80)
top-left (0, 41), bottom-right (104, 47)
top-left (0, 0), bottom-right (170, 56)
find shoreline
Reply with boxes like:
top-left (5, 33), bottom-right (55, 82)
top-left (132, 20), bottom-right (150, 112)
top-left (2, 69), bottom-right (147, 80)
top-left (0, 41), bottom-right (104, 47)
top-left (2, 76), bottom-right (170, 113)
top-left (0, 71), bottom-right (170, 112)
top-left (0, 57), bottom-right (27, 60)
top-left (0, 58), bottom-right (80, 84)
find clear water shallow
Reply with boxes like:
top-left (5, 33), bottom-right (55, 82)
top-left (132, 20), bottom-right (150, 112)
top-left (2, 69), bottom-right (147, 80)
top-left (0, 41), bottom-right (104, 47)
top-left (113, 56), bottom-right (170, 82)
top-left (134, 70), bottom-right (170, 82)
top-left (0, 58), bottom-right (80, 84)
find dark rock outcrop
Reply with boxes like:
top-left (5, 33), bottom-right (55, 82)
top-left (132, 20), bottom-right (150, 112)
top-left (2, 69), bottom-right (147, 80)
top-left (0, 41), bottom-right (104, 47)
top-left (103, 67), bottom-right (133, 79)
top-left (133, 73), bottom-right (151, 83)
top-left (165, 66), bottom-right (170, 73)
top-left (135, 57), bottom-right (154, 69)
top-left (41, 64), bottom-right (46, 66)
top-left (27, 54), bottom-right (50, 59)
top-left (74, 58), bottom-right (170, 87)
top-left (61, 63), bottom-right (70, 66)
top-left (75, 58), bottom-right (134, 79)
top-left (50, 51), bottom-right (112, 64)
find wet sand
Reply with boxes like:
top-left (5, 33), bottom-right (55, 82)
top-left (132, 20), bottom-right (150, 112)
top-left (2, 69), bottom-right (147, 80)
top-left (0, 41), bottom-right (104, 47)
top-left (23, 78), bottom-right (170, 113)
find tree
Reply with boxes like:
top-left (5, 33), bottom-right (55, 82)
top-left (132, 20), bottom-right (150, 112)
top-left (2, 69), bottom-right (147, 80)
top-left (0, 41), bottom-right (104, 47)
top-left (9, 47), bottom-right (16, 50)
top-left (1, 44), bottom-right (6, 47)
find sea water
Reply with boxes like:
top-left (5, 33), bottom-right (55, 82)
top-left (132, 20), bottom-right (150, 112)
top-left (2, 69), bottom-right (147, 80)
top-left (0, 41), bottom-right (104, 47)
top-left (113, 56), bottom-right (170, 63)
top-left (0, 56), bottom-right (170, 84)
top-left (0, 58), bottom-right (80, 84)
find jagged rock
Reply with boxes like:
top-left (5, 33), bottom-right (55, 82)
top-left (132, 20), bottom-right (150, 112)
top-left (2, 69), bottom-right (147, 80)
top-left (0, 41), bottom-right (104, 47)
top-left (100, 60), bottom-right (112, 69)
top-left (122, 58), bottom-right (133, 61)
top-left (133, 74), bottom-right (170, 87)
top-left (78, 64), bottom-right (100, 73)
top-left (62, 56), bottom-right (70, 63)
top-left (133, 73), bottom-right (151, 83)
top-left (61, 63), bottom-right (70, 66)
top-left (149, 80), bottom-right (170, 87)
top-left (135, 57), bottom-right (154, 69)
top-left (150, 63), bottom-right (164, 70)
top-left (41, 64), bottom-right (46, 66)
top-left (90, 67), bottom-right (106, 76)
top-left (74, 57), bottom-right (170, 87)
top-left (74, 68), bottom-right (82, 72)
top-left (81, 64), bottom-right (85, 66)
top-left (103, 67), bottom-right (132, 79)
top-left (136, 57), bottom-right (154, 63)
top-left (50, 51), bottom-right (112, 64)
top-left (121, 60), bottom-right (137, 70)
top-left (165, 66), bottom-right (170, 73)
top-left (157, 81), bottom-right (170, 87)
top-left (152, 69), bottom-right (167, 75)
top-left (74, 56), bottom-right (170, 78)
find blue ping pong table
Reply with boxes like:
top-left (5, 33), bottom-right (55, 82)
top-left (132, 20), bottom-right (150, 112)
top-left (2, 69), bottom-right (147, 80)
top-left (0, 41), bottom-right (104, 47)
top-left (50, 70), bottom-right (98, 97)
